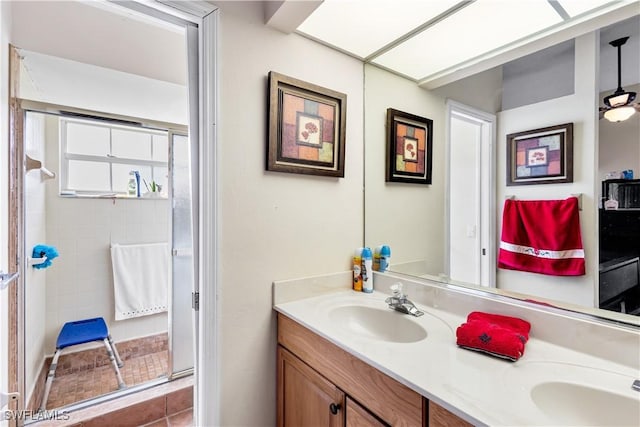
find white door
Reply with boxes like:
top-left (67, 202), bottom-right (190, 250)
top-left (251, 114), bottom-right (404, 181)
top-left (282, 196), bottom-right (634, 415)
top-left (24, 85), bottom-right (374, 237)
top-left (446, 101), bottom-right (496, 287)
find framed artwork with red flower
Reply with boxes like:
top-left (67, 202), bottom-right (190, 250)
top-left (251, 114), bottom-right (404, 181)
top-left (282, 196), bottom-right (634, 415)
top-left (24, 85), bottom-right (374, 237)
top-left (268, 71), bottom-right (346, 177)
top-left (506, 123), bottom-right (573, 186)
top-left (386, 108), bottom-right (433, 184)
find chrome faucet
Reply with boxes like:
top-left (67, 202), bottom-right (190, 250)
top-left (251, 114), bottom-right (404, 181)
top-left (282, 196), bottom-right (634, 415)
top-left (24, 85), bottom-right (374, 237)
top-left (633, 379), bottom-right (640, 392)
top-left (385, 283), bottom-right (424, 317)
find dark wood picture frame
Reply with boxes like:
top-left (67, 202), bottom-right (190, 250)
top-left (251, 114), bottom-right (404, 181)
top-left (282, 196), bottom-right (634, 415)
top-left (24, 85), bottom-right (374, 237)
top-left (268, 71), bottom-right (347, 177)
top-left (386, 108), bottom-right (433, 184)
top-left (506, 123), bottom-right (573, 186)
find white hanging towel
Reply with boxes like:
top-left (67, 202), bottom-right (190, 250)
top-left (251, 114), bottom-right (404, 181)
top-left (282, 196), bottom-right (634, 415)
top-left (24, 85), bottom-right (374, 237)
top-left (110, 242), bottom-right (169, 320)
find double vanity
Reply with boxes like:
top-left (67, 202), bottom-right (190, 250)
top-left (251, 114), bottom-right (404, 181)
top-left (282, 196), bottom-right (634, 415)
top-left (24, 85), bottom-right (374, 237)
top-left (273, 271), bottom-right (640, 426)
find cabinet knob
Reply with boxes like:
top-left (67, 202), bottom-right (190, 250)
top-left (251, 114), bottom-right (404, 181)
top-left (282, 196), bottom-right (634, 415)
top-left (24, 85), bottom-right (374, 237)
top-left (329, 403), bottom-right (341, 415)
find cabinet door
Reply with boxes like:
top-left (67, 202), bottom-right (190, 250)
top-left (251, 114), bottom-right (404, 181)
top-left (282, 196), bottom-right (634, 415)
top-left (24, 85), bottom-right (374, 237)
top-left (429, 401), bottom-right (472, 427)
top-left (346, 397), bottom-right (387, 427)
top-left (278, 346), bottom-right (345, 427)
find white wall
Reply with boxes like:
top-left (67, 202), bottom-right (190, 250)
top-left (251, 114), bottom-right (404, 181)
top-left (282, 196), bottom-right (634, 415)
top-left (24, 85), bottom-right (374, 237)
top-left (19, 51), bottom-right (187, 125)
top-left (496, 33), bottom-right (599, 307)
top-left (10, 0), bottom-right (186, 85)
top-left (216, 2), bottom-right (363, 424)
top-left (501, 40), bottom-right (575, 110)
top-left (598, 83), bottom-right (640, 183)
top-left (23, 114), bottom-right (48, 405)
top-left (0, 0), bottom-right (12, 417)
top-left (432, 66), bottom-right (503, 114)
top-left (41, 115), bottom-right (168, 351)
top-left (364, 64), bottom-right (445, 275)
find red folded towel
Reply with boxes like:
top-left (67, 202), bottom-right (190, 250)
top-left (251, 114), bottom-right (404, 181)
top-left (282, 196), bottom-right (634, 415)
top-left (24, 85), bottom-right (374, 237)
top-left (498, 197), bottom-right (585, 276)
top-left (456, 312), bottom-right (531, 361)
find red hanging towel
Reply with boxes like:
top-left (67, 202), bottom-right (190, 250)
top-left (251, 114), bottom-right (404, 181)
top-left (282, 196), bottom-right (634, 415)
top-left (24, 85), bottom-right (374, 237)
top-left (498, 197), bottom-right (585, 276)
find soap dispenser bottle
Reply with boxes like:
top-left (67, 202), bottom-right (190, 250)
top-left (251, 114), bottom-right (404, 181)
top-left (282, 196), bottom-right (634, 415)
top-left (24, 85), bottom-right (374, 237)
top-left (361, 247), bottom-right (373, 293)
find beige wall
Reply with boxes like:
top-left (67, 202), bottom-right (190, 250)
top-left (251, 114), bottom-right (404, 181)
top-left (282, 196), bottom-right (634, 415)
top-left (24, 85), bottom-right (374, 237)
top-left (363, 64), bottom-right (446, 275)
top-left (216, 2), bottom-right (363, 424)
top-left (10, 0), bottom-right (186, 85)
top-left (432, 66), bottom-right (503, 114)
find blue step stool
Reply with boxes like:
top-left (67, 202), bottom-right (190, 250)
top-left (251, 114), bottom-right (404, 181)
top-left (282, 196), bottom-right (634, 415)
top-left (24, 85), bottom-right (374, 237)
top-left (39, 317), bottom-right (125, 410)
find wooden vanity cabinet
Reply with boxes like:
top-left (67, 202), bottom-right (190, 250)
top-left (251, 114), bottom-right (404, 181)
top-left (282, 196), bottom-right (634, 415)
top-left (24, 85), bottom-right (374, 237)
top-left (346, 397), bottom-right (387, 427)
top-left (428, 401), bottom-right (473, 427)
top-left (278, 346), bottom-right (345, 426)
top-left (278, 346), bottom-right (387, 427)
top-left (277, 313), bottom-right (472, 427)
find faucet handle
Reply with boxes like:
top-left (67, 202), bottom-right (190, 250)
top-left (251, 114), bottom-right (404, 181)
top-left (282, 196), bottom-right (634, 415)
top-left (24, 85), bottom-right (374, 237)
top-left (390, 282), bottom-right (404, 298)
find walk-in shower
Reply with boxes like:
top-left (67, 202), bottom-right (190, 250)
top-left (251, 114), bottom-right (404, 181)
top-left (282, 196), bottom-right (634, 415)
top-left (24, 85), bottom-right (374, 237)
top-left (7, 0), bottom-right (201, 421)
top-left (22, 108), bottom-right (193, 413)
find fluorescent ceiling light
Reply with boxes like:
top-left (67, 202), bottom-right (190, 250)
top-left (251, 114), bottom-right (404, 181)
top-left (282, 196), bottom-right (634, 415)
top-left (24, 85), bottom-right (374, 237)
top-left (557, 0), bottom-right (619, 18)
top-left (297, 0), bottom-right (461, 58)
top-left (372, 0), bottom-right (563, 80)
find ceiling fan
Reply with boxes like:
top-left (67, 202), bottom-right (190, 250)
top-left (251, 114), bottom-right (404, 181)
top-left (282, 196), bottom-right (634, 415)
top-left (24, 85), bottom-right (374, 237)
top-left (600, 36), bottom-right (639, 122)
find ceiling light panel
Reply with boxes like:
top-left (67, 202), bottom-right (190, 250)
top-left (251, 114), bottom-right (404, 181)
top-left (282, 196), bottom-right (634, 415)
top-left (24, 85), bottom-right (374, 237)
top-left (297, 0), bottom-right (461, 59)
top-left (557, 0), bottom-right (620, 18)
top-left (372, 0), bottom-right (563, 80)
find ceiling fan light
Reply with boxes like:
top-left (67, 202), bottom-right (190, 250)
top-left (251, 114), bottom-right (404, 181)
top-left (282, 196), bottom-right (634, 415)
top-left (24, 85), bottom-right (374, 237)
top-left (604, 92), bottom-right (633, 107)
top-left (604, 106), bottom-right (636, 122)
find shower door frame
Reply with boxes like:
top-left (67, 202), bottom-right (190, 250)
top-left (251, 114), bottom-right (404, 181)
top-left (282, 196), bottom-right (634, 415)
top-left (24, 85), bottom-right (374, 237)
top-left (15, 102), bottom-right (188, 414)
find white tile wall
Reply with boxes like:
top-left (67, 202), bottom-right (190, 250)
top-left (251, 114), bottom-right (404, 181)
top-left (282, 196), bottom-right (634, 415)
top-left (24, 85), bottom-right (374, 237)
top-left (39, 114), bottom-right (169, 352)
top-left (24, 112), bottom-right (48, 404)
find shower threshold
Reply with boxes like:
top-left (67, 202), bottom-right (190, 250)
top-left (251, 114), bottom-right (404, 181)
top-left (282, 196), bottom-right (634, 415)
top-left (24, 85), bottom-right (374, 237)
top-left (27, 373), bottom-right (193, 426)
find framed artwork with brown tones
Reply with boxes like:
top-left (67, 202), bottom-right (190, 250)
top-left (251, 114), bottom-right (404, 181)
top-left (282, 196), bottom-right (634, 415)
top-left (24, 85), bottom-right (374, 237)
top-left (386, 108), bottom-right (433, 184)
top-left (268, 71), bottom-right (346, 177)
top-left (506, 123), bottom-right (573, 186)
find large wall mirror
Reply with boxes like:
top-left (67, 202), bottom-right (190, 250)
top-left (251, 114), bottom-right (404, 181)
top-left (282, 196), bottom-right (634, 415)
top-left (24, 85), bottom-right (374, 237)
top-left (364, 13), bottom-right (640, 327)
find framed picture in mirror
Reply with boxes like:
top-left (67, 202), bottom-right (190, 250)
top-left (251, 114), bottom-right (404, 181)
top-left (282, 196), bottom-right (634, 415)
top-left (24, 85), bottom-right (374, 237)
top-left (506, 123), bottom-right (573, 186)
top-left (267, 71), bottom-right (347, 177)
top-left (386, 108), bottom-right (433, 184)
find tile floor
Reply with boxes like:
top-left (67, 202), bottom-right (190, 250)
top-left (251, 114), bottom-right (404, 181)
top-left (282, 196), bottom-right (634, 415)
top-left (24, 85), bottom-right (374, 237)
top-left (46, 350), bottom-right (169, 409)
top-left (141, 409), bottom-right (193, 427)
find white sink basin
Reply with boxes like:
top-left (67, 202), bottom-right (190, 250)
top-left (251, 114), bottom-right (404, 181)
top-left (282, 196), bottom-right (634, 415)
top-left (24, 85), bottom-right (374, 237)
top-left (329, 305), bottom-right (427, 343)
top-left (531, 381), bottom-right (640, 426)
top-left (503, 361), bottom-right (640, 426)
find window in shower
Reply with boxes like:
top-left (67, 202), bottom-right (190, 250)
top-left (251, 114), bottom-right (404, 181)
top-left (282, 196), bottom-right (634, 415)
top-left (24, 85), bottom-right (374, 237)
top-left (59, 117), bottom-right (169, 196)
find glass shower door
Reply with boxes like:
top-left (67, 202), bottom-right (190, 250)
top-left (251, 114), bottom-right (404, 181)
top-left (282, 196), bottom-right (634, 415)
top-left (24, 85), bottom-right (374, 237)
top-left (170, 133), bottom-right (194, 375)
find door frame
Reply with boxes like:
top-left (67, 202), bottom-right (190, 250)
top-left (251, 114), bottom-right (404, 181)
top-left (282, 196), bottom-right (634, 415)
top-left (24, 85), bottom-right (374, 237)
top-left (444, 100), bottom-right (497, 287)
top-left (7, 44), bottom-right (24, 423)
top-left (6, 2), bottom-right (219, 426)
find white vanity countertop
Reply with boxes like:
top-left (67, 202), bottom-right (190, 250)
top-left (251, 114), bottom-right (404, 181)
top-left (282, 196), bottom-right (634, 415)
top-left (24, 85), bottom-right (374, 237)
top-left (274, 288), bottom-right (640, 426)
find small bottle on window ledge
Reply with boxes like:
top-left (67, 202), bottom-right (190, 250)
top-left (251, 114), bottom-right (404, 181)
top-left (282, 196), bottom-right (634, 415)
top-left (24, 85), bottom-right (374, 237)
top-left (128, 171), bottom-right (138, 197)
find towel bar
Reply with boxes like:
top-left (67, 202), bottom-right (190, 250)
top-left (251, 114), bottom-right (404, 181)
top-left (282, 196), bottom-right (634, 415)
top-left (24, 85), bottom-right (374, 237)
top-left (0, 271), bottom-right (19, 290)
top-left (505, 193), bottom-right (582, 211)
top-left (26, 155), bottom-right (56, 180)
top-left (28, 256), bottom-right (47, 267)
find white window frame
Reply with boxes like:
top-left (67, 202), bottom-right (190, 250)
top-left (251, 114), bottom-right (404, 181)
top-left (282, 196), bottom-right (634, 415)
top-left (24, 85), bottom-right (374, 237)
top-left (59, 117), bottom-right (169, 196)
